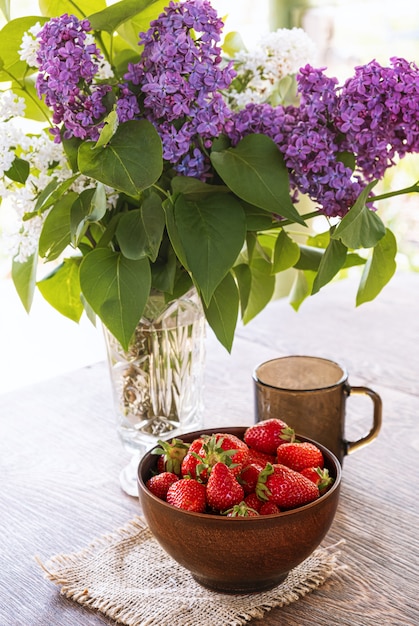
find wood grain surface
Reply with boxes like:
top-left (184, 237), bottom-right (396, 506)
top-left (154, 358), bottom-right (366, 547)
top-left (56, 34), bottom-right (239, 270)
top-left (1, 270), bottom-right (418, 625)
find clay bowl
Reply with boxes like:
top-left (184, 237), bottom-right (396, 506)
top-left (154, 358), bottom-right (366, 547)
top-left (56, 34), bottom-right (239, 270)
top-left (137, 426), bottom-right (341, 593)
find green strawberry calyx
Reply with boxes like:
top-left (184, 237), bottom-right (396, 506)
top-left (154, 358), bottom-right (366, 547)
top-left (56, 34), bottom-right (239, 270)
top-left (279, 427), bottom-right (297, 444)
top-left (315, 467), bottom-right (334, 492)
top-left (224, 501), bottom-right (259, 517)
top-left (192, 435), bottom-right (240, 480)
top-left (151, 438), bottom-right (190, 475)
top-left (255, 462), bottom-right (275, 502)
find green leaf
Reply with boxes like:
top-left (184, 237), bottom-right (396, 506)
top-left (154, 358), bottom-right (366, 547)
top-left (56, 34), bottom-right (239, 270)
top-left (70, 186), bottom-right (107, 246)
top-left (37, 258), bottom-right (84, 323)
top-left (62, 136), bottom-right (82, 172)
top-left (79, 248), bottom-right (151, 349)
top-left (90, 183), bottom-right (108, 221)
top-left (242, 203), bottom-right (275, 231)
top-left (272, 229), bottom-right (301, 273)
top-left (232, 263), bottom-right (251, 316)
top-left (332, 181), bottom-right (386, 249)
top-left (174, 193), bottom-right (246, 305)
top-left (289, 270), bottom-right (315, 311)
top-left (343, 253), bottom-right (366, 268)
top-left (222, 31), bottom-right (247, 56)
top-left (116, 193), bottom-right (165, 261)
top-left (336, 151), bottom-right (356, 171)
top-left (312, 237), bottom-right (348, 294)
top-left (33, 174), bottom-right (80, 214)
top-left (116, 0), bottom-right (168, 49)
top-left (171, 176), bottom-right (228, 200)
top-left (356, 228), bottom-right (397, 305)
top-left (306, 230), bottom-right (330, 249)
top-left (94, 109), bottom-right (119, 148)
top-left (242, 252), bottom-right (276, 324)
top-left (0, 0), bottom-right (10, 21)
top-left (78, 120), bottom-right (162, 198)
top-left (39, 0), bottom-right (105, 18)
top-left (245, 231), bottom-right (257, 262)
top-left (39, 193), bottom-right (77, 260)
top-left (4, 157), bottom-right (29, 183)
top-left (151, 242), bottom-right (178, 293)
top-left (0, 17), bottom-right (48, 83)
top-left (203, 272), bottom-right (239, 353)
top-left (89, 0), bottom-right (161, 33)
top-left (170, 268), bottom-right (193, 299)
top-left (11, 253), bottom-right (37, 313)
top-left (294, 245), bottom-right (324, 270)
top-left (163, 198), bottom-right (189, 270)
top-left (8, 77), bottom-right (51, 122)
top-left (210, 134), bottom-right (305, 226)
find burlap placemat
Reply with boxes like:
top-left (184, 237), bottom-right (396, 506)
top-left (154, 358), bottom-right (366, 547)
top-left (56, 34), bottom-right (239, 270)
top-left (38, 516), bottom-right (343, 626)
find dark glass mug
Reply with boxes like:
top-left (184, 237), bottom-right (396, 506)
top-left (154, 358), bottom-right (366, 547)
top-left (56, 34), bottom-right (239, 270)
top-left (253, 355), bottom-right (382, 463)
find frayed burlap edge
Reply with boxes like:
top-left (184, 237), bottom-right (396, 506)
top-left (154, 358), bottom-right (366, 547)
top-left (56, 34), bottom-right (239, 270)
top-left (37, 516), bottom-right (345, 626)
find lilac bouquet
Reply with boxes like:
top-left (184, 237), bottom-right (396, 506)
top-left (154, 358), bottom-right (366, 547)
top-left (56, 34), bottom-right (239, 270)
top-left (1, 0), bottom-right (418, 351)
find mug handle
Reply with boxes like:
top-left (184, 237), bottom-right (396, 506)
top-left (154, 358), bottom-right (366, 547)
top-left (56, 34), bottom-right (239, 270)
top-left (345, 385), bottom-right (382, 455)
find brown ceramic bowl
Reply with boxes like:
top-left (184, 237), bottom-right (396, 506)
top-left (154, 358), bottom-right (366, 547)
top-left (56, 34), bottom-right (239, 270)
top-left (137, 426), bottom-right (341, 593)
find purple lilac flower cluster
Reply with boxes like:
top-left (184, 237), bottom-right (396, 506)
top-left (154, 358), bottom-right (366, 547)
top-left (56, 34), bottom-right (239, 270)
top-left (336, 57), bottom-right (419, 181)
top-left (36, 14), bottom-right (111, 142)
top-left (226, 76), bottom-right (363, 217)
top-left (227, 58), bottom-right (419, 217)
top-left (34, 3), bottom-right (419, 218)
top-left (124, 0), bottom-right (236, 179)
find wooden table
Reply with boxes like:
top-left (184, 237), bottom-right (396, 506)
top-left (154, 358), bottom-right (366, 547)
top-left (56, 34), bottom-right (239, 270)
top-left (1, 271), bottom-right (418, 625)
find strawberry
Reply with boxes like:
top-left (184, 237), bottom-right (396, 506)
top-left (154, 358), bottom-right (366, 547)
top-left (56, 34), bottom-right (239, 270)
top-left (276, 441), bottom-right (324, 472)
top-left (213, 433), bottom-right (249, 465)
top-left (146, 472), bottom-right (179, 500)
top-left (182, 434), bottom-right (247, 481)
top-left (166, 478), bottom-right (207, 513)
top-left (180, 437), bottom-right (206, 479)
top-left (257, 463), bottom-right (319, 509)
top-left (244, 419), bottom-right (295, 455)
top-left (243, 448), bottom-right (276, 466)
top-left (152, 438), bottom-right (190, 475)
top-left (259, 501), bottom-right (281, 515)
top-left (238, 461), bottom-right (265, 494)
top-left (300, 466), bottom-right (333, 493)
top-left (244, 492), bottom-right (263, 512)
top-left (206, 462), bottom-right (244, 513)
top-left (225, 501), bottom-right (259, 517)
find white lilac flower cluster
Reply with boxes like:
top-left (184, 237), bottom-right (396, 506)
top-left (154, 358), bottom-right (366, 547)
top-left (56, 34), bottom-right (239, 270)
top-left (0, 94), bottom-right (71, 262)
top-left (1, 24), bottom-right (116, 264)
top-left (229, 27), bottom-right (317, 108)
top-left (18, 22), bottom-right (43, 67)
top-left (0, 91), bottom-right (116, 263)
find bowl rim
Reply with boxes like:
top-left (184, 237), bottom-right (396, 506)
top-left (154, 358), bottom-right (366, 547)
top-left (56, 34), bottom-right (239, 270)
top-left (137, 425), bottom-right (342, 520)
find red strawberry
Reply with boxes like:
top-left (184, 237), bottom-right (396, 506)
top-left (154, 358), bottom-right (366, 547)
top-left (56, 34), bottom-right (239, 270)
top-left (206, 462), bottom-right (244, 512)
top-left (213, 433), bottom-right (249, 466)
top-left (300, 466), bottom-right (333, 493)
top-left (182, 434), bottom-right (247, 481)
top-left (259, 501), bottom-right (281, 515)
top-left (152, 438), bottom-right (190, 476)
top-left (238, 461), bottom-right (265, 494)
top-left (146, 472), bottom-right (179, 500)
top-left (243, 448), bottom-right (276, 466)
top-left (276, 441), bottom-right (324, 472)
top-left (244, 492), bottom-right (263, 512)
top-left (225, 501), bottom-right (259, 517)
top-left (166, 478), bottom-right (207, 512)
top-left (180, 437), bottom-right (206, 479)
top-left (257, 463), bottom-right (319, 510)
top-left (244, 419), bottom-right (295, 455)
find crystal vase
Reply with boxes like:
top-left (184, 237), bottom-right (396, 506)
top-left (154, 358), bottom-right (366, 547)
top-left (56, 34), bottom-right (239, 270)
top-left (103, 288), bottom-right (206, 495)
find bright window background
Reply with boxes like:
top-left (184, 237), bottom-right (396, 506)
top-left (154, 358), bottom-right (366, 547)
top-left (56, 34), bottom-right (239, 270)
top-left (1, 0), bottom-right (418, 393)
